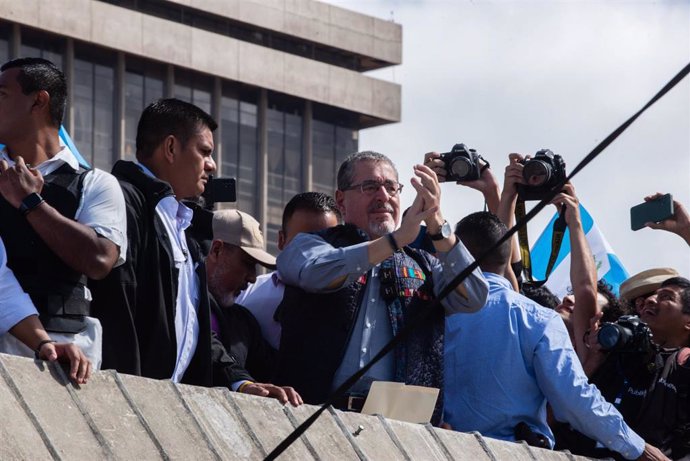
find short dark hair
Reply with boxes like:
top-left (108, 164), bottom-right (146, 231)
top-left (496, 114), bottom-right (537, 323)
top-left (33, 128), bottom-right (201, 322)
top-left (1, 57), bottom-right (66, 127)
top-left (521, 284), bottom-right (560, 309)
top-left (282, 192), bottom-right (341, 231)
top-left (136, 98), bottom-right (217, 160)
top-left (597, 280), bottom-right (628, 323)
top-left (455, 212), bottom-right (511, 270)
top-left (336, 151), bottom-right (398, 191)
top-left (661, 276), bottom-right (690, 315)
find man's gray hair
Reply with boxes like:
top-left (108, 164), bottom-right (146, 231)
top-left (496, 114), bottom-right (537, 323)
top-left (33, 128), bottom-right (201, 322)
top-left (336, 151), bottom-right (399, 191)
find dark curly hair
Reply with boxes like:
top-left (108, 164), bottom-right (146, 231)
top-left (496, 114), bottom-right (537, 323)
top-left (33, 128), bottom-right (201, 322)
top-left (598, 280), bottom-right (629, 323)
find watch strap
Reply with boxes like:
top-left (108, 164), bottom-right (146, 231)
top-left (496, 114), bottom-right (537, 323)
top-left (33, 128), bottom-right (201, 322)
top-left (429, 220), bottom-right (450, 241)
top-left (19, 193), bottom-right (45, 215)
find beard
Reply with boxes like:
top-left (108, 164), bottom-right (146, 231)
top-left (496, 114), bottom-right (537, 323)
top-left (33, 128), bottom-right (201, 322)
top-left (368, 219), bottom-right (396, 238)
top-left (367, 201), bottom-right (397, 237)
top-left (207, 268), bottom-right (237, 308)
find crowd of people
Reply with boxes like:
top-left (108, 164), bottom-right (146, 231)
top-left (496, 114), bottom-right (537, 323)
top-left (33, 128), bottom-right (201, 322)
top-left (0, 57), bottom-right (688, 460)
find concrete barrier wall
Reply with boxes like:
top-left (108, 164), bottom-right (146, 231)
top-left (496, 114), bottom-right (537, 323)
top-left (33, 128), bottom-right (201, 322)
top-left (0, 353), bottom-right (593, 460)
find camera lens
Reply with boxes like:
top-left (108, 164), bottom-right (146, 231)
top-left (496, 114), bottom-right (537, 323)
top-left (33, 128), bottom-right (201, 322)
top-left (522, 160), bottom-right (551, 187)
top-left (450, 157), bottom-right (473, 180)
top-left (598, 323), bottom-right (633, 351)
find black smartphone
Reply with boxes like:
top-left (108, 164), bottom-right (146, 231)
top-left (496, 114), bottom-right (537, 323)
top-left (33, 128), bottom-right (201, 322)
top-left (630, 194), bottom-right (674, 231)
top-left (203, 176), bottom-right (237, 203)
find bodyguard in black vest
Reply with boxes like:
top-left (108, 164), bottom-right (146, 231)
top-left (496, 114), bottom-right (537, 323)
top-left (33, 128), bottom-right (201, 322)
top-left (0, 58), bottom-right (126, 367)
top-left (89, 99), bottom-right (249, 388)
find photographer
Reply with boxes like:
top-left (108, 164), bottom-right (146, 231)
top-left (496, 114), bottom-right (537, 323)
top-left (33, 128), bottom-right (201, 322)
top-left (496, 153), bottom-right (601, 363)
top-left (555, 276), bottom-right (690, 460)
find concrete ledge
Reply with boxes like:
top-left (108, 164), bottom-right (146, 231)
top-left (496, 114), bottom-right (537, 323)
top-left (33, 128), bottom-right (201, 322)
top-left (0, 353), bottom-right (596, 460)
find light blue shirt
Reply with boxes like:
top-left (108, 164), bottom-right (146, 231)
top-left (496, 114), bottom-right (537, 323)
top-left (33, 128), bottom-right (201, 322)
top-left (444, 272), bottom-right (645, 460)
top-left (277, 232), bottom-right (489, 394)
top-left (0, 238), bottom-right (37, 335)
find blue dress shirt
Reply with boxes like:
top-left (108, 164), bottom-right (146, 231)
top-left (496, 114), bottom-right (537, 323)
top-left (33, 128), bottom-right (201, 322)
top-left (444, 272), bottom-right (645, 460)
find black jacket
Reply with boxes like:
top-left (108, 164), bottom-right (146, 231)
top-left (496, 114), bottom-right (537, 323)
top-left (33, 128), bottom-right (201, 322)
top-left (90, 160), bottom-right (249, 386)
top-left (209, 296), bottom-right (277, 383)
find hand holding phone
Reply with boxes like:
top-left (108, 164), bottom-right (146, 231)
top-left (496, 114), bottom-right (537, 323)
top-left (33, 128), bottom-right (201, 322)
top-left (630, 193), bottom-right (674, 231)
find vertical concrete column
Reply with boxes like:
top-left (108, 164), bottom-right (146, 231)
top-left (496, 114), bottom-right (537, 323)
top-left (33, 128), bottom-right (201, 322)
top-left (257, 89), bottom-right (268, 236)
top-left (212, 77), bottom-right (222, 172)
top-left (9, 24), bottom-right (20, 59)
top-left (64, 38), bottom-right (75, 134)
top-left (114, 52), bottom-right (125, 160)
top-left (303, 100), bottom-right (313, 192)
top-left (165, 64), bottom-right (174, 98)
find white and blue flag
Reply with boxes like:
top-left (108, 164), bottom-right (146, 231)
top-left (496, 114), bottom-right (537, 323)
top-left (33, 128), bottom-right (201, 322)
top-left (530, 204), bottom-right (628, 300)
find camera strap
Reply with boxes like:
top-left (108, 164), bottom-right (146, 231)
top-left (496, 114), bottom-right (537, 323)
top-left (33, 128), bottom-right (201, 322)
top-left (515, 199), bottom-right (567, 286)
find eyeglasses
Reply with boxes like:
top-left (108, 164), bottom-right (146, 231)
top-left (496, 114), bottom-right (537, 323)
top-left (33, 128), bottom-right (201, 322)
top-left (344, 179), bottom-right (403, 196)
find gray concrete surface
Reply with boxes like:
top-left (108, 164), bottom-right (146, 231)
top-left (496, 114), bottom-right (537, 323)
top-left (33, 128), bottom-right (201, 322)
top-left (0, 352), bottom-right (597, 460)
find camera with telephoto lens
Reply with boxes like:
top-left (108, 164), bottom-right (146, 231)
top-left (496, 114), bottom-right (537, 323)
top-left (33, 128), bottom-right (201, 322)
top-left (439, 143), bottom-right (482, 182)
top-left (597, 315), bottom-right (653, 354)
top-left (516, 149), bottom-right (567, 201)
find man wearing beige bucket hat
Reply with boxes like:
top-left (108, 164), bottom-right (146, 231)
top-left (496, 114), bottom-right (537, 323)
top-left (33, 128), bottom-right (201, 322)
top-left (206, 209), bottom-right (302, 406)
top-left (619, 267), bottom-right (679, 315)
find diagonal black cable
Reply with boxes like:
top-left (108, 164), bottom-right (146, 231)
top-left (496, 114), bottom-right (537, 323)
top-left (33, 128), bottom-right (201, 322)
top-left (264, 61), bottom-right (690, 461)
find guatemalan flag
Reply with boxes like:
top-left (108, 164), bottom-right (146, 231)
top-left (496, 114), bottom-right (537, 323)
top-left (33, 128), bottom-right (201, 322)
top-left (530, 204), bottom-right (629, 300)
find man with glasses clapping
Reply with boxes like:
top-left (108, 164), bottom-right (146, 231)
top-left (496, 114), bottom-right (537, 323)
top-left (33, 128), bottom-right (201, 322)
top-left (273, 151), bottom-right (488, 423)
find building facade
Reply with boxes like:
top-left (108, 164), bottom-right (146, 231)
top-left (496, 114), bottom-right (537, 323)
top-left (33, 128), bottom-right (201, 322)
top-left (0, 0), bottom-right (401, 254)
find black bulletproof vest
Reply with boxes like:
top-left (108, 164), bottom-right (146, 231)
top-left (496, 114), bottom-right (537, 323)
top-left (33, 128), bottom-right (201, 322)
top-left (0, 162), bottom-right (91, 333)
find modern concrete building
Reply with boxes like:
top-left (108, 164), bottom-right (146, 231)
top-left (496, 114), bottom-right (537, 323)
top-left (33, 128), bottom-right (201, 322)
top-left (0, 0), bottom-right (401, 253)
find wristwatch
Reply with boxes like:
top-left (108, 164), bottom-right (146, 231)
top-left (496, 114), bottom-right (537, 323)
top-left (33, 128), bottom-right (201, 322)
top-left (428, 220), bottom-right (452, 241)
top-left (19, 192), bottom-right (45, 215)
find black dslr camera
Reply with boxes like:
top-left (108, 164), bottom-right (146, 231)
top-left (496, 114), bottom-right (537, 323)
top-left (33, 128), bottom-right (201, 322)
top-left (516, 149), bottom-right (566, 201)
top-left (439, 143), bottom-right (482, 182)
top-left (597, 315), bottom-right (653, 354)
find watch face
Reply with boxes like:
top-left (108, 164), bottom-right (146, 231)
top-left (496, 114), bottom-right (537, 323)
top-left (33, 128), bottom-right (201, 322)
top-left (441, 220), bottom-right (452, 238)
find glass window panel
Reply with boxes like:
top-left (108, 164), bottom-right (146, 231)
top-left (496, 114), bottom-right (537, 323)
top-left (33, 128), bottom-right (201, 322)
top-left (20, 29), bottom-right (64, 69)
top-left (220, 94), bottom-right (239, 180)
top-left (73, 47), bottom-right (116, 171)
top-left (192, 87), bottom-right (211, 114)
top-left (0, 23), bottom-right (9, 64)
top-left (124, 71), bottom-right (144, 160)
top-left (93, 63), bottom-right (115, 171)
top-left (125, 60), bottom-right (165, 161)
top-left (312, 119), bottom-right (335, 194)
top-left (237, 101), bottom-right (257, 216)
top-left (335, 126), bottom-right (358, 166)
top-left (266, 107), bottom-right (284, 251)
top-left (174, 71), bottom-right (192, 102)
top-left (284, 112), bottom-right (302, 202)
top-left (20, 44), bottom-right (41, 58)
top-left (266, 222), bottom-right (280, 259)
top-left (73, 59), bottom-right (94, 166)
